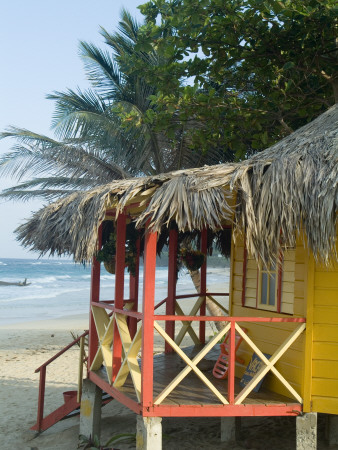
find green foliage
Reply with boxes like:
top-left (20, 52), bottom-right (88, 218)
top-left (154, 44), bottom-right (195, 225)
top-left (96, 221), bottom-right (139, 276)
top-left (180, 248), bottom-right (206, 271)
top-left (96, 232), bottom-right (116, 264)
top-left (130, 0), bottom-right (337, 158)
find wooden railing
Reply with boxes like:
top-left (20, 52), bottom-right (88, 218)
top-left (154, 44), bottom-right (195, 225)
top-left (33, 330), bottom-right (88, 431)
top-left (151, 316), bottom-right (306, 406)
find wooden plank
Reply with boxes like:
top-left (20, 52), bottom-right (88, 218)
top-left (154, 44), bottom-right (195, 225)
top-left (91, 306), bottom-right (110, 340)
top-left (312, 378), bottom-right (338, 398)
top-left (313, 360), bottom-right (338, 378)
top-left (175, 300), bottom-right (202, 346)
top-left (315, 272), bottom-right (338, 289)
top-left (246, 269), bottom-right (257, 279)
top-left (247, 259), bottom-right (258, 270)
top-left (245, 278), bottom-right (257, 288)
top-left (282, 292), bottom-right (296, 303)
top-left (293, 297), bottom-right (306, 316)
top-left (313, 307), bottom-right (338, 325)
top-left (233, 275), bottom-right (243, 290)
top-left (141, 228), bottom-right (157, 407)
top-left (280, 303), bottom-right (294, 315)
top-left (314, 289), bottom-right (338, 306)
top-left (295, 263), bottom-right (306, 280)
top-left (166, 228), bottom-right (178, 351)
top-left (153, 322), bottom-right (230, 405)
top-left (283, 261), bottom-right (295, 272)
top-left (302, 253), bottom-right (314, 412)
top-left (234, 261), bottom-right (243, 274)
top-left (244, 297), bottom-right (256, 308)
top-left (294, 281), bottom-right (305, 298)
top-left (313, 324), bottom-right (338, 342)
top-left (115, 314), bottom-right (132, 353)
top-left (283, 281), bottom-right (295, 293)
top-left (234, 323), bottom-right (305, 404)
top-left (311, 396), bottom-right (338, 415)
top-left (282, 272), bottom-right (295, 283)
top-left (235, 247), bottom-right (244, 261)
top-left (206, 295), bottom-right (229, 314)
top-left (77, 336), bottom-right (85, 403)
top-left (232, 290), bottom-right (242, 305)
top-left (284, 250), bottom-right (296, 261)
top-left (102, 314), bottom-right (116, 346)
top-left (245, 287), bottom-right (257, 298)
top-left (313, 342), bottom-right (338, 361)
top-left (295, 246), bottom-right (307, 263)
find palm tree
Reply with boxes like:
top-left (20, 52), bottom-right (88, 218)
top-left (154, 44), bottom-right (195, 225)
top-left (0, 10), bottom-right (226, 202)
top-left (0, 10), bottom-right (228, 322)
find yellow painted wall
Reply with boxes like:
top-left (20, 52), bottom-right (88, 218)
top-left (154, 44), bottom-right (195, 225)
top-left (230, 236), bottom-right (307, 401)
top-left (310, 256), bottom-right (338, 414)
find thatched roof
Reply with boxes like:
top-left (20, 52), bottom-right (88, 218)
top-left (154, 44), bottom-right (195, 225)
top-left (16, 104), bottom-right (337, 265)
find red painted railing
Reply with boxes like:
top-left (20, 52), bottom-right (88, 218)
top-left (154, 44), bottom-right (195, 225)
top-left (33, 330), bottom-right (88, 431)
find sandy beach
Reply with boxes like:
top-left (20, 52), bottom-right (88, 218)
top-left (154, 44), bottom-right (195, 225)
top-left (0, 308), bottom-right (336, 449)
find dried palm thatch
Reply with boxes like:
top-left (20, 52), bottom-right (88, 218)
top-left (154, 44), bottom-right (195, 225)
top-left (16, 105), bottom-right (337, 265)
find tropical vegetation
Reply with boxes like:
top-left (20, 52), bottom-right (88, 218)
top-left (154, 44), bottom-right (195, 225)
top-left (0, 10), bottom-right (228, 202)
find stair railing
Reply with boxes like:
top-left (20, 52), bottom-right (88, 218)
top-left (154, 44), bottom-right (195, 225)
top-left (34, 330), bottom-right (88, 431)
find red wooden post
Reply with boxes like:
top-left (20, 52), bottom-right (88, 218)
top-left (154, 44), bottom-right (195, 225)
top-left (36, 366), bottom-right (46, 431)
top-left (228, 321), bottom-right (236, 404)
top-left (129, 236), bottom-right (140, 339)
top-left (165, 227), bottom-right (178, 353)
top-left (199, 229), bottom-right (207, 344)
top-left (88, 224), bottom-right (102, 369)
top-left (112, 212), bottom-right (126, 381)
top-left (141, 227), bottom-right (157, 408)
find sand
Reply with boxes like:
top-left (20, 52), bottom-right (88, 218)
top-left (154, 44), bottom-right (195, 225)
top-left (0, 312), bottom-right (336, 449)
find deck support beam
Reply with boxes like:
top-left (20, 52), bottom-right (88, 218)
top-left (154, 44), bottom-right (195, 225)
top-left (79, 379), bottom-right (102, 441)
top-left (136, 416), bottom-right (162, 450)
top-left (328, 414), bottom-right (338, 446)
top-left (296, 412), bottom-right (317, 450)
top-left (221, 416), bottom-right (240, 442)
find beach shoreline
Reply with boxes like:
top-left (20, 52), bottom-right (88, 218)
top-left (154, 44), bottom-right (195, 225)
top-left (0, 278), bottom-right (335, 449)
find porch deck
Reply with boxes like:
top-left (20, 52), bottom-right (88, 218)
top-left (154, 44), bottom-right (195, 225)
top-left (92, 345), bottom-right (301, 415)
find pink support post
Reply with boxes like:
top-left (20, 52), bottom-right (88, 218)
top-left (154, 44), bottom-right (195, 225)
top-left (88, 224), bottom-right (102, 369)
top-left (36, 366), bottom-right (46, 431)
top-left (112, 212), bottom-right (126, 382)
top-left (141, 227), bottom-right (157, 408)
top-left (200, 229), bottom-right (207, 344)
top-left (129, 236), bottom-right (140, 339)
top-left (165, 227), bottom-right (178, 353)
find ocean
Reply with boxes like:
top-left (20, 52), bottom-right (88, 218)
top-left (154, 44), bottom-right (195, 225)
top-left (0, 258), bottom-right (229, 326)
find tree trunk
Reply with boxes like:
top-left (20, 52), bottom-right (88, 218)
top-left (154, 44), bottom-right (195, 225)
top-left (188, 269), bottom-right (228, 331)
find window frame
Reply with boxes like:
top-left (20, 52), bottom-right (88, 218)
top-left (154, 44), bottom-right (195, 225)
top-left (242, 248), bottom-right (283, 314)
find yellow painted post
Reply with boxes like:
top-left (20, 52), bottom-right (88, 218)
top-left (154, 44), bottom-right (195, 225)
top-left (303, 252), bottom-right (315, 412)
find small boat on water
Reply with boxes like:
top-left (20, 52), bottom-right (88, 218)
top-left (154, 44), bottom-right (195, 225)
top-left (0, 278), bottom-right (31, 287)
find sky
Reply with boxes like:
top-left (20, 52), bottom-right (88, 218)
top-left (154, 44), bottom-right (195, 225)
top-left (0, 0), bottom-right (144, 259)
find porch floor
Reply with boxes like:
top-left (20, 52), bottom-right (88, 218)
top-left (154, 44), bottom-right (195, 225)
top-left (94, 345), bottom-right (300, 408)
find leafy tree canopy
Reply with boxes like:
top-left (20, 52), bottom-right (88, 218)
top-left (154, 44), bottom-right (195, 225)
top-left (124, 0), bottom-right (337, 157)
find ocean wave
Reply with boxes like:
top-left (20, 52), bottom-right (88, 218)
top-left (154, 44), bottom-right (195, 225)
top-left (0, 286), bottom-right (90, 304)
top-left (0, 261), bottom-right (8, 266)
top-left (30, 275), bottom-right (72, 283)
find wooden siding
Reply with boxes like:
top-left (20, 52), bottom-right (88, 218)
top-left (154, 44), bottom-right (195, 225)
top-left (230, 236), bottom-right (307, 400)
top-left (311, 258), bottom-right (338, 414)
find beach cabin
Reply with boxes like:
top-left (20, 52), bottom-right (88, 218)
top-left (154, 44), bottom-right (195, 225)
top-left (20, 105), bottom-right (337, 449)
